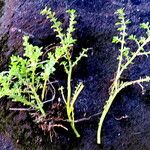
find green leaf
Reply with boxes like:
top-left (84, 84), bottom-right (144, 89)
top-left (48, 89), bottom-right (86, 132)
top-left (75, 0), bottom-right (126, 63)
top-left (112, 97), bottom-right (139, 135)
top-left (112, 36), bottom-right (121, 43)
top-left (128, 34), bottom-right (137, 40)
top-left (115, 8), bottom-right (125, 16)
top-left (66, 9), bottom-right (76, 14)
top-left (140, 22), bottom-right (149, 29)
top-left (139, 36), bottom-right (146, 44)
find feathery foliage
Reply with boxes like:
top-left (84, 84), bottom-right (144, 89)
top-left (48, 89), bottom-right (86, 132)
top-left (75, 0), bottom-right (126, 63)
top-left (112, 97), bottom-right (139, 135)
top-left (0, 36), bottom-right (57, 116)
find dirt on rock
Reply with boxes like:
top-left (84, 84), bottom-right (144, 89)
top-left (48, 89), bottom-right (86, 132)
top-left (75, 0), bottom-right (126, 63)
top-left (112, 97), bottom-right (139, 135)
top-left (1, 0), bottom-right (150, 150)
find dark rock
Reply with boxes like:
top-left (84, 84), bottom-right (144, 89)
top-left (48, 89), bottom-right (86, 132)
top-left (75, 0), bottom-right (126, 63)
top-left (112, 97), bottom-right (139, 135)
top-left (0, 134), bottom-right (15, 150)
top-left (131, 0), bottom-right (141, 5)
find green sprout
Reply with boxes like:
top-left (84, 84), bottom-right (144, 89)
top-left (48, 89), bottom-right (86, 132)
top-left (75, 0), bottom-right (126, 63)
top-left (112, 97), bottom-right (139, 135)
top-left (97, 8), bottom-right (150, 144)
top-left (41, 7), bottom-right (88, 137)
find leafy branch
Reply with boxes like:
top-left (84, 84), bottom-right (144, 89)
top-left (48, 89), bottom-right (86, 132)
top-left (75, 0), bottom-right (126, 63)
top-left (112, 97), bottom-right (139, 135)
top-left (97, 8), bottom-right (150, 144)
top-left (41, 7), bottom-right (89, 137)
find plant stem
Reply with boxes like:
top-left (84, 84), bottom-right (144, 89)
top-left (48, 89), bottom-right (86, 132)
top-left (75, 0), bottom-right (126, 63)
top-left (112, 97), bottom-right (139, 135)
top-left (114, 18), bottom-right (126, 90)
top-left (97, 86), bottom-right (122, 144)
top-left (31, 65), bottom-right (36, 85)
top-left (97, 75), bottom-right (150, 144)
top-left (42, 79), bottom-right (47, 101)
top-left (29, 85), bottom-right (46, 116)
top-left (71, 118), bottom-right (80, 137)
top-left (67, 61), bottom-right (72, 111)
top-left (67, 61), bottom-right (80, 137)
top-left (122, 77), bottom-right (150, 89)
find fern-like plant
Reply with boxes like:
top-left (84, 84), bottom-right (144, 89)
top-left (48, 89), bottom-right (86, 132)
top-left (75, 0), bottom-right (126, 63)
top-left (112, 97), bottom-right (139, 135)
top-left (41, 7), bottom-right (88, 137)
top-left (0, 36), bottom-right (57, 116)
top-left (97, 8), bottom-right (150, 144)
top-left (0, 7), bottom-right (88, 138)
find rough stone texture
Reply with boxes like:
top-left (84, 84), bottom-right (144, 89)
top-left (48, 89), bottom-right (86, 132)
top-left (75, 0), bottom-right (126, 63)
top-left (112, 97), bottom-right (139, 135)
top-left (1, 0), bottom-right (150, 150)
top-left (0, 134), bottom-right (15, 150)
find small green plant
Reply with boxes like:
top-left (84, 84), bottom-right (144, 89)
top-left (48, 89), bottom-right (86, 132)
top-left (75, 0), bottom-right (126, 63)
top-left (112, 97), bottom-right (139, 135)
top-left (41, 7), bottom-right (88, 137)
top-left (0, 7), bottom-right (88, 138)
top-left (0, 36), bottom-right (56, 117)
top-left (97, 8), bottom-right (150, 144)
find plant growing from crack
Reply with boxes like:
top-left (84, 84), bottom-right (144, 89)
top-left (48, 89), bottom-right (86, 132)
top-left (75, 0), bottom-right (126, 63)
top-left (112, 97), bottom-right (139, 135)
top-left (41, 7), bottom-right (88, 137)
top-left (0, 7), bottom-right (88, 138)
top-left (97, 8), bottom-right (150, 144)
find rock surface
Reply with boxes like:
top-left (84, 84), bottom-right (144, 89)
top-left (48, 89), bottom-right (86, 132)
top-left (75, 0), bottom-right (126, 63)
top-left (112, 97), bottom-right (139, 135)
top-left (1, 0), bottom-right (150, 150)
top-left (0, 134), bottom-right (15, 150)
